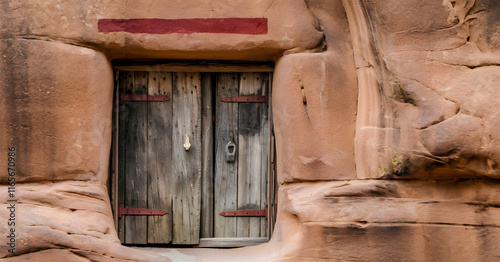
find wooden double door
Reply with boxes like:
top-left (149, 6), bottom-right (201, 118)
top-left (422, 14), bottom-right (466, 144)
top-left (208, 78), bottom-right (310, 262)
top-left (116, 71), bottom-right (271, 245)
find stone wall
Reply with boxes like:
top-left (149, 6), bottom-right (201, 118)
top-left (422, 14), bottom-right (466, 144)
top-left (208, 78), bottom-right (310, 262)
top-left (1, 0), bottom-right (500, 261)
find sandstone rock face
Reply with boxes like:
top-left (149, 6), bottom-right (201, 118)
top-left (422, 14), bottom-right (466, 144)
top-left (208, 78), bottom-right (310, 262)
top-left (273, 52), bottom-right (357, 182)
top-left (274, 180), bottom-right (500, 261)
top-left (1, 0), bottom-right (323, 60)
top-left (348, 0), bottom-right (500, 180)
top-left (0, 182), bottom-right (168, 261)
top-left (273, 0), bottom-right (358, 182)
top-left (1, 0), bottom-right (500, 261)
top-left (0, 40), bottom-right (113, 183)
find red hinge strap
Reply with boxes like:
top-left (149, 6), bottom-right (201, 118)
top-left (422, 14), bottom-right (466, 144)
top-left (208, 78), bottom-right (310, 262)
top-left (118, 205), bottom-right (168, 218)
top-left (120, 94), bottom-right (170, 104)
top-left (220, 94), bottom-right (268, 105)
top-left (220, 208), bottom-right (267, 218)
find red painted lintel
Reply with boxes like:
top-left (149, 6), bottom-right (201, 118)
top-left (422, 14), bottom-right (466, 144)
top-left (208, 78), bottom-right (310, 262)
top-left (98, 18), bottom-right (268, 35)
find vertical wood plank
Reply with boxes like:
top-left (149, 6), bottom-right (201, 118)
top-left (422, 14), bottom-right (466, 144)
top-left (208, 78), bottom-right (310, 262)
top-left (172, 72), bottom-right (202, 245)
top-left (117, 69), bottom-right (273, 245)
top-left (123, 71), bottom-right (148, 244)
top-left (269, 136), bottom-right (277, 239)
top-left (117, 71), bottom-right (130, 242)
top-left (260, 73), bottom-right (271, 238)
top-left (112, 71), bottom-right (119, 233)
top-left (201, 73), bottom-right (214, 238)
top-left (147, 72), bottom-right (173, 243)
top-left (267, 72), bottom-right (275, 239)
top-left (214, 73), bottom-right (239, 237)
top-left (237, 73), bottom-right (269, 237)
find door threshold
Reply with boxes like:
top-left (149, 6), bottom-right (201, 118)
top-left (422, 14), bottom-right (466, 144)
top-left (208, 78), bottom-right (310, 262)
top-left (197, 237), bottom-right (268, 248)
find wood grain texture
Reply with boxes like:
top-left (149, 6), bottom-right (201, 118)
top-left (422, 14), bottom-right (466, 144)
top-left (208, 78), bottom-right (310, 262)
top-left (268, 135), bottom-right (276, 239)
top-left (260, 73), bottom-right (272, 237)
top-left (124, 71), bottom-right (148, 244)
top-left (172, 72), bottom-right (202, 245)
top-left (117, 72), bottom-right (129, 242)
top-left (200, 73), bottom-right (214, 238)
top-left (110, 72), bottom-right (120, 232)
top-left (116, 70), bottom-right (273, 245)
top-left (214, 73), bottom-right (239, 237)
top-left (112, 72), bottom-right (119, 233)
top-left (259, 73), bottom-right (270, 237)
top-left (237, 73), bottom-right (269, 237)
top-left (147, 72), bottom-right (173, 244)
top-left (113, 61), bottom-right (274, 73)
top-left (267, 72), bottom-right (276, 238)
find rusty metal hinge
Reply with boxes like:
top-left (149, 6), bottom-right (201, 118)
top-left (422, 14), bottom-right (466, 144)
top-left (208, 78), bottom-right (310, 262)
top-left (220, 208), bottom-right (267, 218)
top-left (120, 94), bottom-right (170, 104)
top-left (118, 205), bottom-right (168, 218)
top-left (220, 95), bottom-right (268, 105)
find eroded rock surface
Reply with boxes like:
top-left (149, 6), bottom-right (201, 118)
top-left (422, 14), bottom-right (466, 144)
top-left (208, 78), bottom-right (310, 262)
top-left (274, 180), bottom-right (500, 261)
top-left (0, 39), bottom-right (113, 183)
top-left (349, 0), bottom-right (500, 180)
top-left (1, 0), bottom-right (323, 60)
top-left (1, 0), bottom-right (500, 261)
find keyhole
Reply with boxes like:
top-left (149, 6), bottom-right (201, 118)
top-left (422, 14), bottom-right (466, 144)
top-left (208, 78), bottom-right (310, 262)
top-left (227, 144), bottom-right (235, 154)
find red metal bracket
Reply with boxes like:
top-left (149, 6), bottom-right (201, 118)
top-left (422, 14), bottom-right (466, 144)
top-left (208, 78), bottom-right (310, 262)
top-left (220, 208), bottom-right (267, 218)
top-left (120, 94), bottom-right (170, 104)
top-left (220, 95), bottom-right (268, 105)
top-left (118, 205), bottom-right (168, 218)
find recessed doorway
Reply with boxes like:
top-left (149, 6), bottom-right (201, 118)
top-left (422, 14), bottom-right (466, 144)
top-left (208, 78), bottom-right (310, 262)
top-left (109, 62), bottom-right (276, 247)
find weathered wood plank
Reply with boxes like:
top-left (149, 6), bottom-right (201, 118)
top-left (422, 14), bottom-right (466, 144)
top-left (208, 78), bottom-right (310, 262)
top-left (113, 61), bottom-right (274, 73)
top-left (214, 73), bottom-right (239, 237)
top-left (260, 73), bottom-right (270, 238)
top-left (147, 72), bottom-right (173, 244)
top-left (237, 73), bottom-right (269, 237)
top-left (268, 135), bottom-right (276, 239)
top-left (197, 238), bottom-right (268, 248)
top-left (236, 73), bottom-right (258, 237)
top-left (117, 71), bottom-right (130, 242)
top-left (172, 72), bottom-right (202, 245)
top-left (112, 71), bottom-right (120, 233)
top-left (200, 73), bottom-right (214, 238)
top-left (117, 70), bottom-right (273, 244)
top-left (267, 72), bottom-right (276, 238)
top-left (123, 71), bottom-right (148, 244)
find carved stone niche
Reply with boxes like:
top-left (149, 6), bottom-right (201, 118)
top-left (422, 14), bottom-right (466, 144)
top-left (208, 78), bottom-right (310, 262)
top-left (1, 0), bottom-right (500, 261)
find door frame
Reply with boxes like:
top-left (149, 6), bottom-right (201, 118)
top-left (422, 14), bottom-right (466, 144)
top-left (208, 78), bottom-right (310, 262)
top-left (108, 61), bottom-right (277, 247)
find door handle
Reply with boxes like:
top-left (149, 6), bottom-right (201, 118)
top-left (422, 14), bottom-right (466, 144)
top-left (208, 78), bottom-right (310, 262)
top-left (184, 135), bottom-right (191, 151)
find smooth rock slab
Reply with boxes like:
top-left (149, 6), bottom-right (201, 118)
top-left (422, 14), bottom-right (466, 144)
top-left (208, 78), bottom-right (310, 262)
top-left (0, 39), bottom-right (113, 183)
